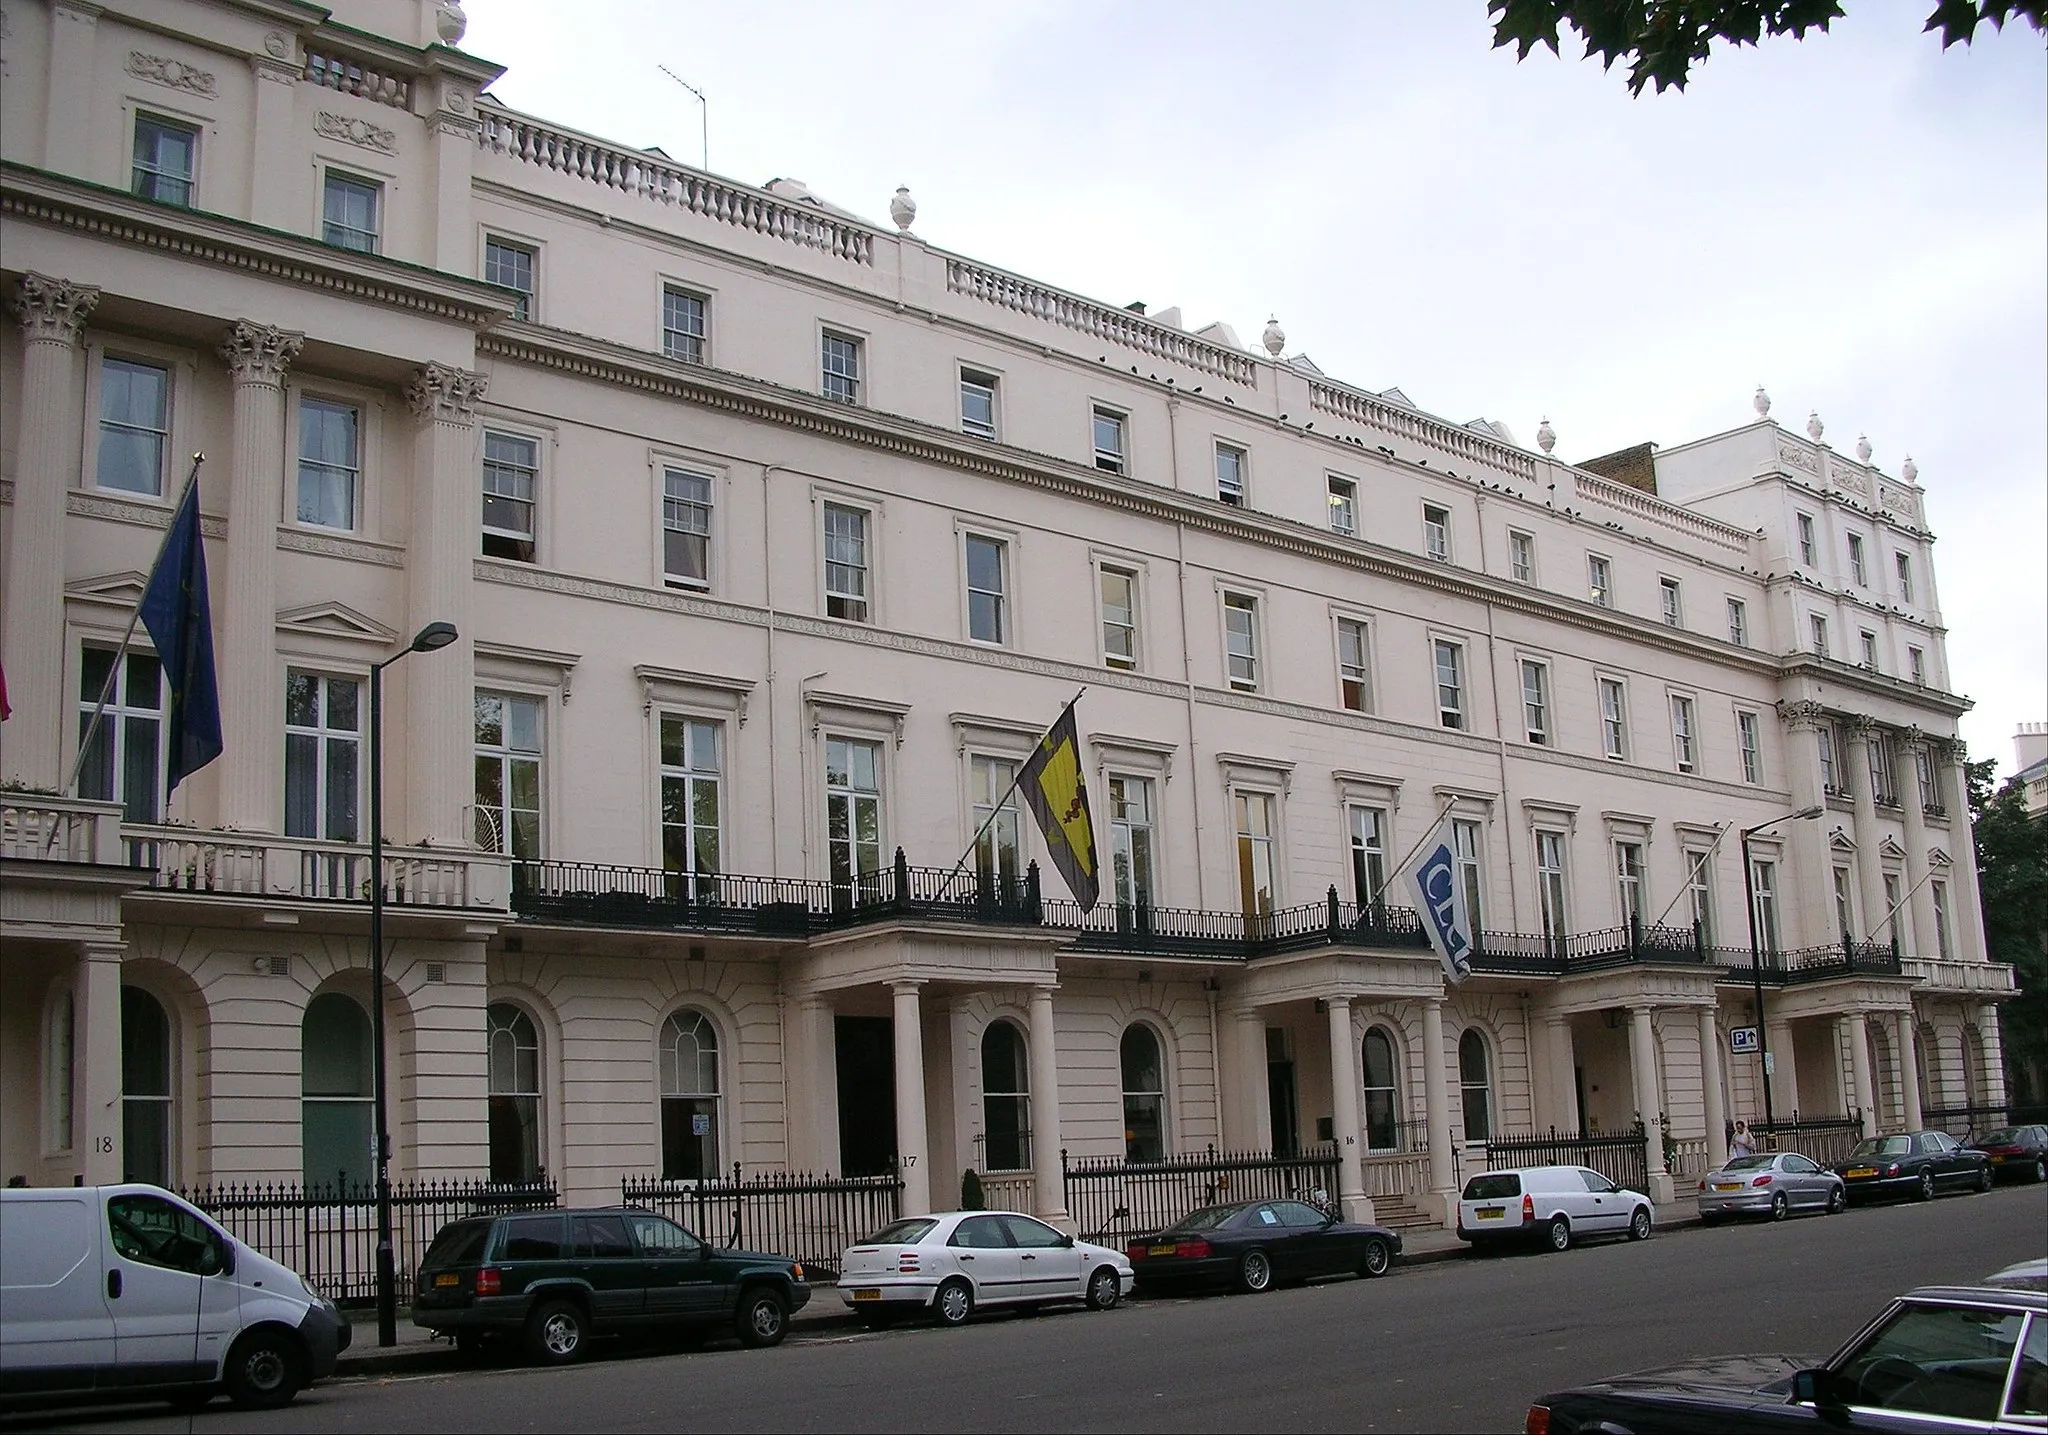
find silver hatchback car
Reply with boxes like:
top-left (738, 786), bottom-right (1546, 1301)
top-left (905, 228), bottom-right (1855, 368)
top-left (1697, 1151), bottom-right (1846, 1222)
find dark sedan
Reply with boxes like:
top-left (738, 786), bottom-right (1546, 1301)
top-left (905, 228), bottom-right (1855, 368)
top-left (1831, 1130), bottom-right (1992, 1205)
top-left (1966, 1125), bottom-right (2048, 1184)
top-left (1125, 1198), bottom-right (1400, 1295)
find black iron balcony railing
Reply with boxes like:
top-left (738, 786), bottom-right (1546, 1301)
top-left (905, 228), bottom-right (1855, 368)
top-left (506, 853), bottom-right (1910, 983)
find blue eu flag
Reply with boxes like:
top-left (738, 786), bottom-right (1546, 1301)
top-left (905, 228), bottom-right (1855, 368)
top-left (138, 477), bottom-right (222, 793)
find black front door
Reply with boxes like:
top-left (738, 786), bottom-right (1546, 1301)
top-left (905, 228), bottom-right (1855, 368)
top-left (1267, 1059), bottom-right (1300, 1159)
top-left (836, 1016), bottom-right (897, 1177)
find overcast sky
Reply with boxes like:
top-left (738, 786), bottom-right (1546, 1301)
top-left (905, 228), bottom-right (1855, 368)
top-left (461, 1), bottom-right (2046, 780)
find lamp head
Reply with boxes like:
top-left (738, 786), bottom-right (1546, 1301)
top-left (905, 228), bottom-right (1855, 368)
top-left (409, 621), bottom-right (459, 653)
top-left (1791, 804), bottom-right (1825, 821)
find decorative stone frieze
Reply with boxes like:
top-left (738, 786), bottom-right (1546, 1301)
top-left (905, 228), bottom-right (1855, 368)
top-left (1776, 442), bottom-right (1817, 475)
top-left (314, 110), bottom-right (398, 154)
top-left (263, 30), bottom-right (290, 58)
top-left (10, 273), bottom-right (100, 343)
top-left (218, 320), bottom-right (303, 385)
top-left (126, 50), bottom-right (217, 95)
top-left (405, 362), bottom-right (488, 423)
top-left (1775, 698), bottom-right (1828, 731)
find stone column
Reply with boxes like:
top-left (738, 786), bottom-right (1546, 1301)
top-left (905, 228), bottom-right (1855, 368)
top-left (401, 365), bottom-right (486, 846)
top-left (1841, 717), bottom-right (1889, 943)
top-left (1699, 1006), bottom-right (1729, 1170)
top-left (1421, 999), bottom-right (1456, 1220)
top-left (1895, 1010), bottom-right (1923, 1132)
top-left (1235, 1009), bottom-right (1272, 1155)
top-left (891, 982), bottom-right (931, 1216)
top-left (43, 2), bottom-right (100, 176)
top-left (1547, 1015), bottom-right (1578, 1136)
top-left (1774, 701), bottom-right (1835, 948)
top-left (4, 275), bottom-right (99, 789)
top-left (1766, 1018), bottom-right (1800, 1121)
top-left (1843, 1013), bottom-right (1876, 1134)
top-left (215, 322), bottom-right (303, 832)
top-left (1326, 997), bottom-right (1372, 1222)
top-left (1936, 740), bottom-right (1990, 964)
top-left (79, 942), bottom-right (126, 1185)
top-left (1978, 1004), bottom-right (2009, 1109)
top-left (1897, 731), bottom-right (1936, 957)
top-left (1026, 985), bottom-right (1069, 1225)
top-left (784, 994), bottom-right (834, 1173)
top-left (1528, 1015), bottom-right (1555, 1133)
top-left (1627, 1005), bottom-right (1672, 1201)
top-left (249, 49), bottom-right (302, 231)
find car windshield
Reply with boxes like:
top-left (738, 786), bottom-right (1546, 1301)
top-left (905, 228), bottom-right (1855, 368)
top-left (422, 1221), bottom-right (491, 1268)
top-left (864, 1218), bottom-right (939, 1246)
top-left (1721, 1155), bottom-right (1777, 1171)
top-left (1978, 1129), bottom-right (2021, 1145)
top-left (1848, 1136), bottom-right (1911, 1159)
top-left (1163, 1205), bottom-right (1241, 1235)
top-left (1464, 1174), bottom-right (1520, 1200)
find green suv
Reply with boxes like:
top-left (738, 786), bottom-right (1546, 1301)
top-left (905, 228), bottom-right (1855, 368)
top-left (412, 1208), bottom-right (810, 1363)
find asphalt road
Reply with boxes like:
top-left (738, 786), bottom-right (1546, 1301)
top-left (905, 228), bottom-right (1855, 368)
top-left (15, 1184), bottom-right (2046, 1435)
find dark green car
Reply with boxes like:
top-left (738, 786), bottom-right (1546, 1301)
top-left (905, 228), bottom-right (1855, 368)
top-left (412, 1208), bottom-right (810, 1363)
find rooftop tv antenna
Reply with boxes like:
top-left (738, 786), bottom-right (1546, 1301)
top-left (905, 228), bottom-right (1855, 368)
top-left (657, 65), bottom-right (709, 172)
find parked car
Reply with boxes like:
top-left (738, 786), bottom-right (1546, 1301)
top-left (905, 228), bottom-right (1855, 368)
top-left (836, 1211), bottom-right (1129, 1327)
top-left (1831, 1131), bottom-right (1994, 1205)
top-left (1124, 1198), bottom-right (1401, 1295)
top-left (1697, 1152), bottom-right (1847, 1223)
top-left (0, 1183), bottom-right (348, 1412)
top-left (1525, 1279), bottom-right (2048, 1433)
top-left (1966, 1126), bottom-right (2048, 1184)
top-left (411, 1207), bottom-right (809, 1363)
top-left (1457, 1165), bottom-right (1654, 1252)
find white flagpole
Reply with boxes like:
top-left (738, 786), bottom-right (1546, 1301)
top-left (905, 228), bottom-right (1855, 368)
top-left (937, 687), bottom-right (1087, 897)
top-left (65, 454), bottom-right (204, 799)
top-left (1648, 820), bottom-right (1732, 931)
top-left (1364, 795), bottom-right (1457, 911)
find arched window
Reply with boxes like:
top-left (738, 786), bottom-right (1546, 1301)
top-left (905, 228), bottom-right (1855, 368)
top-left (1120, 1024), bottom-right (1167, 1162)
top-left (487, 1002), bottom-right (542, 1184)
top-left (122, 987), bottom-right (173, 1185)
top-left (302, 992), bottom-right (373, 1190)
top-left (1362, 1028), bottom-right (1399, 1153)
top-left (1458, 1029), bottom-right (1493, 1143)
top-left (660, 1010), bottom-right (720, 1180)
top-left (981, 1020), bottom-right (1030, 1171)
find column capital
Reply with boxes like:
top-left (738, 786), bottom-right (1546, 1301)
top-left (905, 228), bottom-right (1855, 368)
top-left (405, 361), bottom-right (488, 424)
top-left (1842, 714), bottom-right (1881, 745)
top-left (1775, 698), bottom-right (1829, 732)
top-left (1898, 725), bottom-right (1930, 752)
top-left (219, 319), bottom-right (304, 385)
top-left (10, 273), bottom-right (100, 344)
top-left (889, 978), bottom-right (925, 998)
top-left (1325, 993), bottom-right (1353, 1011)
top-left (1934, 736), bottom-right (1968, 767)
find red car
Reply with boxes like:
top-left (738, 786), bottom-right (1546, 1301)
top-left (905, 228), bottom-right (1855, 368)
top-left (1966, 1124), bottom-right (2048, 1184)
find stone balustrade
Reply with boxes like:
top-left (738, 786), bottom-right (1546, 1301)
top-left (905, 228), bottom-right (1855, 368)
top-left (303, 48), bottom-right (412, 109)
top-left (1308, 379), bottom-right (1537, 484)
top-left (122, 824), bottom-right (509, 912)
top-left (1899, 957), bottom-right (2018, 996)
top-left (0, 793), bottom-right (125, 865)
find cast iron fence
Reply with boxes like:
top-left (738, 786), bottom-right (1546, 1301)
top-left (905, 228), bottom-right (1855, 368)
top-left (1748, 1115), bottom-right (1866, 1166)
top-left (1060, 1143), bottom-right (1340, 1244)
top-left (182, 1175), bottom-right (560, 1307)
top-left (1483, 1126), bottom-right (1652, 1195)
top-left (1918, 1104), bottom-right (2037, 1140)
top-left (620, 1166), bottom-right (903, 1280)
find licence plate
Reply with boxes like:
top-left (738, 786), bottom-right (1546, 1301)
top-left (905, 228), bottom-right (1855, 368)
top-left (434, 1273), bottom-right (459, 1287)
top-left (1149, 1244), bottom-right (1178, 1256)
top-left (850, 1288), bottom-right (881, 1302)
top-left (1476, 1207), bottom-right (1504, 1220)
top-left (1990, 1155), bottom-right (2005, 1164)
top-left (1846, 1168), bottom-right (1876, 1178)
top-left (1713, 1183), bottom-right (1743, 1192)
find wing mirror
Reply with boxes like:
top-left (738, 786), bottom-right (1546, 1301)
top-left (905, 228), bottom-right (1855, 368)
top-left (1792, 1369), bottom-right (1845, 1410)
top-left (1058, 1235), bottom-right (1074, 1249)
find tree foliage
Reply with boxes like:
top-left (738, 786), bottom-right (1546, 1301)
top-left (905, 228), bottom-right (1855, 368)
top-left (1969, 759), bottom-right (2048, 1105)
top-left (1490, 1), bottom-right (2046, 93)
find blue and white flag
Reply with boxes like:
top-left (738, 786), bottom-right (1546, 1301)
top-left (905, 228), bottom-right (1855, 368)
top-left (1405, 833), bottom-right (1474, 985)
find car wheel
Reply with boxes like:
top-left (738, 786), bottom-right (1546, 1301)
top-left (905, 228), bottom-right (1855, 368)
top-left (1917, 1170), bottom-right (1936, 1202)
top-left (1360, 1237), bottom-right (1392, 1278)
top-left (2035, 1158), bottom-right (2048, 1185)
top-left (222, 1329), bottom-right (303, 1410)
top-left (1627, 1207), bottom-right (1652, 1241)
top-left (1974, 1166), bottom-right (1993, 1194)
top-left (735, 1286), bottom-right (788, 1348)
top-left (1545, 1216), bottom-right (1571, 1253)
top-left (1238, 1249), bottom-right (1274, 1293)
top-left (525, 1297), bottom-right (589, 1365)
top-left (1768, 1192), bottom-right (1788, 1222)
top-left (1086, 1266), bottom-right (1121, 1310)
top-left (1826, 1184), bottom-right (1846, 1215)
top-left (934, 1277), bottom-right (975, 1327)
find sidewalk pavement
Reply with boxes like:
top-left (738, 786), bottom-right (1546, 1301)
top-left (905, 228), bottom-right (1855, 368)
top-left (332, 1210), bottom-right (1701, 1380)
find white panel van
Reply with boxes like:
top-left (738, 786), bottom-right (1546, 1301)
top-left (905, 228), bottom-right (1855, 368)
top-left (0, 1184), bottom-right (348, 1410)
top-left (1455, 1164), bottom-right (1656, 1252)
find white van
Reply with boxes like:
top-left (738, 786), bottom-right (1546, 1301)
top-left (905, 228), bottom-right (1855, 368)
top-left (0, 1184), bottom-right (348, 1410)
top-left (1455, 1164), bottom-right (1655, 1251)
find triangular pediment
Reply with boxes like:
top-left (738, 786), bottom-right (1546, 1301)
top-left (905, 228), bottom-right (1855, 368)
top-left (1879, 837), bottom-right (1908, 860)
top-left (275, 602), bottom-right (398, 645)
top-left (1929, 847), bottom-right (1952, 868)
top-left (1829, 829), bottom-right (1858, 853)
top-left (65, 571), bottom-right (149, 608)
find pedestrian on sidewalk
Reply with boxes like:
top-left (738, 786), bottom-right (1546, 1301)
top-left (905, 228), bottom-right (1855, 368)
top-left (1730, 1120), bottom-right (1757, 1159)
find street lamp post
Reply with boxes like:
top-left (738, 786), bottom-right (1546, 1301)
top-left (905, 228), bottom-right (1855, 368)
top-left (369, 620), bottom-right (458, 1348)
top-left (1740, 803), bottom-right (1826, 1133)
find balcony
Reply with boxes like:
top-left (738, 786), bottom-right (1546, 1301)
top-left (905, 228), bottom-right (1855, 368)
top-left (1899, 957), bottom-right (2017, 996)
top-left (1, 793), bottom-right (125, 865)
top-left (121, 824), bottom-right (509, 912)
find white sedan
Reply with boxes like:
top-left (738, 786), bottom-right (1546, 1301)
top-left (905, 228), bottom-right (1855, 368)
top-left (838, 1210), bottom-right (1131, 1326)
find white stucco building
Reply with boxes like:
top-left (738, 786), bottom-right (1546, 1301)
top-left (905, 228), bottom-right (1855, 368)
top-left (0, 0), bottom-right (2016, 1232)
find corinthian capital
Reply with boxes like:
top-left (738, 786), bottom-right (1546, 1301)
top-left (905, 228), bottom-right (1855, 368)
top-left (1934, 736), bottom-right (1968, 767)
top-left (405, 362), bottom-right (488, 424)
top-left (10, 273), bottom-right (101, 344)
top-left (219, 320), bottom-right (305, 385)
top-left (1775, 699), bottom-right (1828, 732)
top-left (1843, 714), bottom-right (1882, 744)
